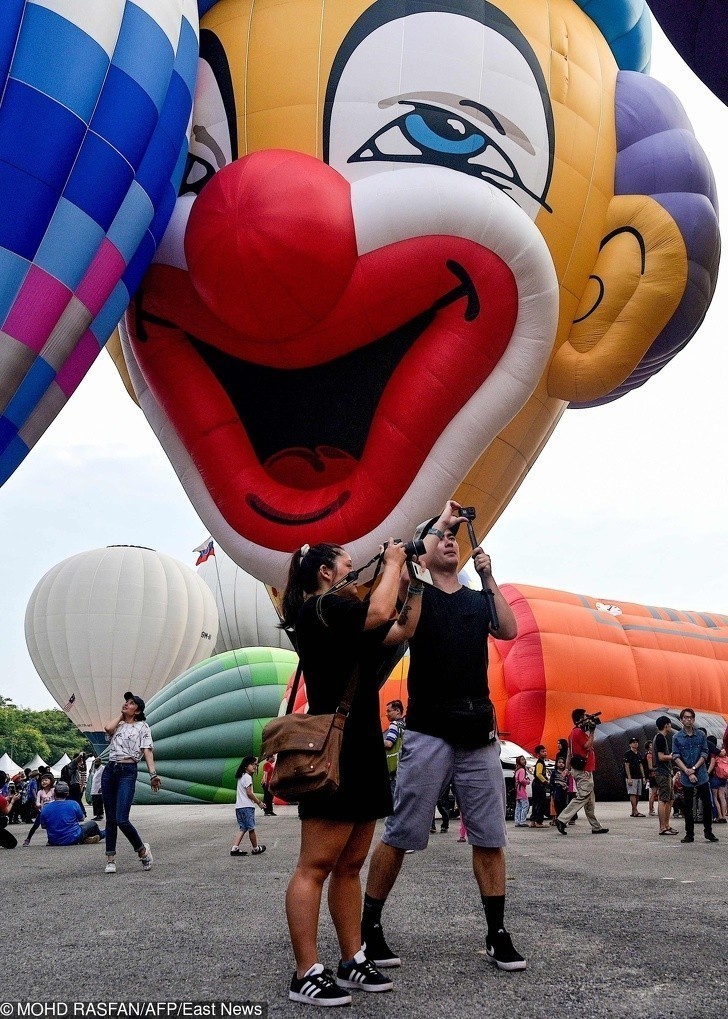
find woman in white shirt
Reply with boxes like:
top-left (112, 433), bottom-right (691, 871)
top-left (101, 692), bottom-right (161, 875)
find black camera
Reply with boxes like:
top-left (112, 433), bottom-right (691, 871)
top-left (461, 506), bottom-right (477, 521)
top-left (386, 537), bottom-right (427, 560)
top-left (576, 711), bottom-right (602, 732)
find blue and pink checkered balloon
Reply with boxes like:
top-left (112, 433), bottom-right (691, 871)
top-left (0, 0), bottom-right (199, 485)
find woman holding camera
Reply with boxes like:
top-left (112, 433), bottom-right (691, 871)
top-left (280, 539), bottom-right (421, 1006)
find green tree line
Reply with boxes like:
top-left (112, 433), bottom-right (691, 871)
top-left (0, 695), bottom-right (93, 766)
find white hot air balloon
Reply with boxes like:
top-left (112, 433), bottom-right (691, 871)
top-left (25, 546), bottom-right (219, 752)
top-left (196, 540), bottom-right (292, 654)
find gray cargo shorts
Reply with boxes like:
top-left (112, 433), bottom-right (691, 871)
top-left (382, 729), bottom-right (507, 850)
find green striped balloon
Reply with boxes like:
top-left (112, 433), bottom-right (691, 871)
top-left (135, 647), bottom-right (297, 804)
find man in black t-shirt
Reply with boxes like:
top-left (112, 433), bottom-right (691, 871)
top-left (624, 738), bottom-right (647, 817)
top-left (362, 501), bottom-right (526, 973)
top-left (653, 716), bottom-right (677, 835)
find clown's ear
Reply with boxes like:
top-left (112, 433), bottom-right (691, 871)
top-left (549, 70), bottom-right (719, 408)
top-left (548, 193), bottom-right (686, 404)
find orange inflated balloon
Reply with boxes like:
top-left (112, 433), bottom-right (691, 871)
top-left (489, 584), bottom-right (728, 753)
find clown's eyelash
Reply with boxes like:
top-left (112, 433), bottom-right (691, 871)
top-left (379, 92), bottom-right (535, 156)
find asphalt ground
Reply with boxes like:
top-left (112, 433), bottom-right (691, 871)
top-left (2, 801), bottom-right (726, 1018)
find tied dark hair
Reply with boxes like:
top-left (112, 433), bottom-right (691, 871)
top-left (280, 543), bottom-right (344, 627)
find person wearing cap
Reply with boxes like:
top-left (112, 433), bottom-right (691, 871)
top-left (39, 781), bottom-right (104, 846)
top-left (101, 692), bottom-right (162, 874)
top-left (653, 716), bottom-right (678, 835)
top-left (362, 500), bottom-right (526, 974)
top-left (623, 738), bottom-right (647, 817)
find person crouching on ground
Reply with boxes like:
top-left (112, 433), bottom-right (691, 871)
top-left (39, 781), bottom-right (104, 846)
top-left (280, 539), bottom-right (419, 1006)
top-left (23, 772), bottom-right (56, 846)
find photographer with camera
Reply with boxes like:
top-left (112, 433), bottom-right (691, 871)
top-left (279, 538), bottom-right (423, 1005)
top-left (362, 500), bottom-right (526, 973)
top-left (554, 709), bottom-right (609, 836)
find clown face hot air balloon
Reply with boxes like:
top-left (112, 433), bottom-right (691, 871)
top-left (25, 546), bottom-right (219, 751)
top-left (115, 0), bottom-right (718, 585)
top-left (0, 1), bottom-right (199, 486)
top-left (0, 1), bottom-right (720, 590)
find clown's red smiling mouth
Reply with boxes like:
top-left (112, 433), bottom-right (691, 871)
top-left (178, 258), bottom-right (480, 525)
top-left (129, 236), bottom-right (517, 550)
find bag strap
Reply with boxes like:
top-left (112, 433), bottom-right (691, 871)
top-left (285, 661), bottom-right (304, 717)
top-left (337, 664), bottom-right (360, 716)
top-left (284, 659), bottom-right (360, 718)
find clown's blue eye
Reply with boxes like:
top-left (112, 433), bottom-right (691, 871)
top-left (348, 100), bottom-right (551, 214)
top-left (402, 109), bottom-right (486, 156)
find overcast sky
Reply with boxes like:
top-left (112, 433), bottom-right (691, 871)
top-left (2, 26), bottom-right (726, 713)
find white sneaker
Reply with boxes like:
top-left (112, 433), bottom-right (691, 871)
top-left (140, 843), bottom-right (153, 871)
top-left (104, 861), bottom-right (116, 874)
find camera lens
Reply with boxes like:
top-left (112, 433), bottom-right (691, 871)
top-left (403, 538), bottom-right (426, 559)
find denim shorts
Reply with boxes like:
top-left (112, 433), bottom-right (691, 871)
top-left (382, 730), bottom-right (506, 850)
top-left (236, 806), bottom-right (255, 832)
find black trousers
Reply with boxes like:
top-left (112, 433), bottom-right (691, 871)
top-left (69, 784), bottom-right (87, 816)
top-left (682, 782), bottom-right (713, 837)
top-left (531, 781), bottom-right (548, 824)
top-left (0, 816), bottom-right (17, 849)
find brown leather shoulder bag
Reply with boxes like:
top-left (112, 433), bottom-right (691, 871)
top-left (261, 659), bottom-right (359, 801)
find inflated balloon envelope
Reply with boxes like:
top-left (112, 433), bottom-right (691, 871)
top-left (24, 546), bottom-right (219, 753)
top-left (0, 0), bottom-right (199, 485)
top-left (488, 583), bottom-right (728, 764)
top-left (0, 1), bottom-right (720, 589)
top-left (134, 646), bottom-right (298, 804)
top-left (119, 0), bottom-right (719, 585)
top-left (647, 0), bottom-right (728, 106)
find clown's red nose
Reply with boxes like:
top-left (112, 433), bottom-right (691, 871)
top-left (184, 149), bottom-right (358, 341)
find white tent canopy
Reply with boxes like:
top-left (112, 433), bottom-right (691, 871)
top-left (0, 751), bottom-right (22, 777)
top-left (24, 753), bottom-right (47, 771)
top-left (50, 753), bottom-right (71, 778)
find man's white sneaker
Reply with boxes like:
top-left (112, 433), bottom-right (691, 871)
top-left (104, 861), bottom-right (116, 874)
top-left (140, 843), bottom-right (153, 870)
